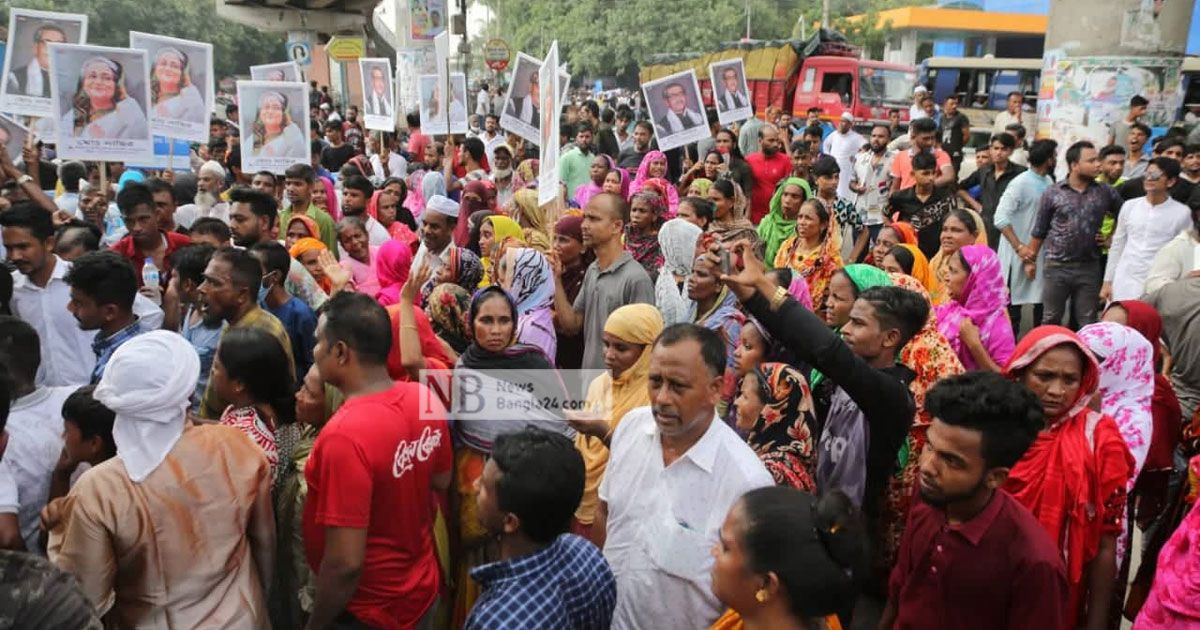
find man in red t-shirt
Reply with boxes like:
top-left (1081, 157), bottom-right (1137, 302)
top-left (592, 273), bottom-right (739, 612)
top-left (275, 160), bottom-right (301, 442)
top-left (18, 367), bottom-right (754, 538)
top-left (110, 181), bottom-right (190, 291)
top-left (744, 123), bottom-right (791, 224)
top-left (303, 292), bottom-right (452, 630)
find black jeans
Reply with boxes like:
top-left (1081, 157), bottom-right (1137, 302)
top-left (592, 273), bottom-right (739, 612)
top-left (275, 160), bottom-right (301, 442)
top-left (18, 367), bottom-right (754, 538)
top-left (1041, 261), bottom-right (1101, 329)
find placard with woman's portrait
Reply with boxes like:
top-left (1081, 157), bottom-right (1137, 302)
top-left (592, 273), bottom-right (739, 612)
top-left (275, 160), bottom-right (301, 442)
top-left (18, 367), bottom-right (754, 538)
top-left (49, 43), bottom-right (151, 162)
top-left (130, 32), bottom-right (213, 143)
top-left (237, 80), bottom-right (310, 175)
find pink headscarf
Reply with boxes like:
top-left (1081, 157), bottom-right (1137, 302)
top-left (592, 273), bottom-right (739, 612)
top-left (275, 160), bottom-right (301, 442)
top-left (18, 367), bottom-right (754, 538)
top-left (318, 176), bottom-right (338, 221)
top-left (787, 275), bottom-right (814, 311)
top-left (1135, 455), bottom-right (1200, 628)
top-left (934, 244), bottom-right (1014, 370)
top-left (574, 154), bottom-right (618, 208)
top-left (373, 240), bottom-right (415, 306)
top-left (630, 152), bottom-right (679, 213)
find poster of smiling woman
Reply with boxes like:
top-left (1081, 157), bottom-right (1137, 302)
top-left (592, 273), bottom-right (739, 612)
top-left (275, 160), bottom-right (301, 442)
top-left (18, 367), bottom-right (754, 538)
top-left (1, 9), bottom-right (88, 118)
top-left (130, 32), bottom-right (213, 143)
top-left (49, 43), bottom-right (151, 163)
top-left (237, 80), bottom-right (310, 174)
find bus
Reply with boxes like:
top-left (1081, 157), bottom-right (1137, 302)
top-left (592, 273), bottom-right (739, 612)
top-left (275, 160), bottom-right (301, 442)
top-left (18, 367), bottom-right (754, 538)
top-left (918, 56), bottom-right (1042, 129)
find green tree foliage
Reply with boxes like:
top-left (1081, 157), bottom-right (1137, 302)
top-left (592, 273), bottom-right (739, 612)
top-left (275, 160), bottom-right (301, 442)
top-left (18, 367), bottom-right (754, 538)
top-left (2, 0), bottom-right (286, 78)
top-left (478, 0), bottom-right (914, 78)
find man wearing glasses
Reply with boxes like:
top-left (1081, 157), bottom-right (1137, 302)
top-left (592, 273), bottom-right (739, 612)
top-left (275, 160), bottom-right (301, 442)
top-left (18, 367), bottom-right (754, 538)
top-left (1102, 156), bottom-right (1192, 301)
top-left (654, 82), bottom-right (702, 136)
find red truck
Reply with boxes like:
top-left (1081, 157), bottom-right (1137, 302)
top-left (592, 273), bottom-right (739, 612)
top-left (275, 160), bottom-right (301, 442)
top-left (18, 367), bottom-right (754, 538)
top-left (639, 30), bottom-right (917, 126)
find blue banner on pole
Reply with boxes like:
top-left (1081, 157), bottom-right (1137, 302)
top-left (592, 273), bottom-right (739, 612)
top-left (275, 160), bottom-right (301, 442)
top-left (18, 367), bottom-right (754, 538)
top-left (127, 136), bottom-right (192, 171)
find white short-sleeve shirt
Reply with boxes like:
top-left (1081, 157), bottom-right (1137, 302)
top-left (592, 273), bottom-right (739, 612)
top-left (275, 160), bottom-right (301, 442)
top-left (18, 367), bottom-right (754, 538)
top-left (599, 406), bottom-right (773, 630)
top-left (6, 386), bottom-right (74, 551)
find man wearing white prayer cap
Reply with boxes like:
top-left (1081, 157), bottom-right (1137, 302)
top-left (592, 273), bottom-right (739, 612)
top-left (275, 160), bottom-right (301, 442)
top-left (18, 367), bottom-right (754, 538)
top-left (410, 194), bottom-right (460, 276)
top-left (47, 330), bottom-right (275, 629)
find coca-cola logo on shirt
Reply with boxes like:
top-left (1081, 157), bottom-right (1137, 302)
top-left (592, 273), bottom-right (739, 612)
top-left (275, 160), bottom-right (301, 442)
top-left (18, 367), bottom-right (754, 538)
top-left (393, 425), bottom-right (443, 479)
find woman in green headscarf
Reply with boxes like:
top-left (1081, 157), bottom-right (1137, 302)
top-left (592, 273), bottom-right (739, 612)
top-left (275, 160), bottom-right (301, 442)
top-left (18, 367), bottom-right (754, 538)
top-left (758, 177), bottom-right (812, 265)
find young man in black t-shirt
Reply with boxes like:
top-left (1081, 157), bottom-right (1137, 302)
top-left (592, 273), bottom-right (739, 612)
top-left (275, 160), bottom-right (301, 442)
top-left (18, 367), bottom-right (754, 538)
top-left (320, 122), bottom-right (356, 173)
top-left (939, 95), bottom-right (970, 175)
top-left (889, 151), bottom-right (958, 258)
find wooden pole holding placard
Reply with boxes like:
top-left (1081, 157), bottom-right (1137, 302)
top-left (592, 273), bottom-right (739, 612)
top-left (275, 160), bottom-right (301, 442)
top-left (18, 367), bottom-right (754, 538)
top-left (98, 162), bottom-right (108, 201)
top-left (167, 139), bottom-right (175, 173)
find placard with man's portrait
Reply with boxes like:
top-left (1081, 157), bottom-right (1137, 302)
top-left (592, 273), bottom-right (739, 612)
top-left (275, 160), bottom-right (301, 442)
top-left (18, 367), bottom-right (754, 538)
top-left (642, 70), bottom-right (708, 152)
top-left (709, 58), bottom-right (753, 126)
top-left (0, 9), bottom-right (88, 118)
top-left (359, 58), bottom-right (395, 132)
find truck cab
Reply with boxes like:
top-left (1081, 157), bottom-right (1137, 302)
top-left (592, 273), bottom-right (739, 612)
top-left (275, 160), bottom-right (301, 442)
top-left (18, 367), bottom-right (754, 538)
top-left (792, 56), bottom-right (916, 125)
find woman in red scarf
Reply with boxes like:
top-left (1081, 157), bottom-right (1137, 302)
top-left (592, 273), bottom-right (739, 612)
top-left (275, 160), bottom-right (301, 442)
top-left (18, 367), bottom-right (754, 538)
top-left (1003, 326), bottom-right (1134, 630)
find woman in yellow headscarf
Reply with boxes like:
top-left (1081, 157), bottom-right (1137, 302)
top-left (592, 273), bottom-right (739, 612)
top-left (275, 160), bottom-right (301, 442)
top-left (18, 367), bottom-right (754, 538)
top-left (927, 207), bottom-right (986, 305)
top-left (568, 304), bottom-right (664, 542)
top-left (477, 215), bottom-right (525, 287)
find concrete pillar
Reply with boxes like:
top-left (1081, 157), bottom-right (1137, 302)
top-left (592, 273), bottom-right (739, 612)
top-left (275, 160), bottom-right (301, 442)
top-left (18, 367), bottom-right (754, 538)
top-left (1039, 0), bottom-right (1194, 147)
top-left (1045, 0), bottom-right (1191, 56)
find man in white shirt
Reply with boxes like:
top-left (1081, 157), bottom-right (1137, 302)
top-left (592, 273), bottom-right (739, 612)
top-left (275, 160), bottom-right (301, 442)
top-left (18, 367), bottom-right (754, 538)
top-left (823, 112), bottom-right (867, 199)
top-left (368, 139), bottom-right (407, 180)
top-left (597, 324), bottom-right (772, 630)
top-left (850, 124), bottom-right (895, 240)
top-left (340, 175), bottom-right (390, 246)
top-left (410, 195), bottom-right (460, 276)
top-left (2, 205), bottom-right (163, 387)
top-left (476, 81), bottom-right (491, 117)
top-left (195, 161), bottom-right (230, 224)
top-left (0, 316), bottom-right (72, 552)
top-left (480, 114), bottom-right (507, 165)
top-left (909, 86), bottom-right (929, 120)
top-left (653, 82), bottom-right (703, 137)
top-left (1103, 157), bottom-right (1194, 301)
top-left (992, 91), bottom-right (1033, 142)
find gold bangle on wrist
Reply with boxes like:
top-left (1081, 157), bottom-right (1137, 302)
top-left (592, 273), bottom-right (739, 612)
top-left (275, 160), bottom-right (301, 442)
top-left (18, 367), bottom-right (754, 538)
top-left (769, 286), bottom-right (789, 312)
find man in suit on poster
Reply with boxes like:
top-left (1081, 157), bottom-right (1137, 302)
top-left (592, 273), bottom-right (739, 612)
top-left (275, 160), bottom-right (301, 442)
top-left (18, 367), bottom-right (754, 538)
top-left (654, 82), bottom-right (702, 137)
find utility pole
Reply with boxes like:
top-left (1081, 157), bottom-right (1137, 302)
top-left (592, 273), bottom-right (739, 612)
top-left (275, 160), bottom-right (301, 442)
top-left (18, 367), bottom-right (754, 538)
top-left (744, 0), bottom-right (751, 40)
top-left (821, 0), bottom-right (829, 29)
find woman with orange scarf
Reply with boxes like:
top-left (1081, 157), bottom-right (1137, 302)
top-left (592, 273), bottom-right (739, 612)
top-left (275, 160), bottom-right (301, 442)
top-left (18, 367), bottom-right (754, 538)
top-left (1002, 326), bottom-right (1134, 630)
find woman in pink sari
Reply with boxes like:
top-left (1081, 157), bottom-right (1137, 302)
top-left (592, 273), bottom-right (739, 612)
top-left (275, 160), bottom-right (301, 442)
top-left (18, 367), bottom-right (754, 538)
top-left (629, 150), bottom-right (679, 212)
top-left (1134, 456), bottom-right (1200, 629)
top-left (373, 239), bottom-right (415, 306)
top-left (934, 243), bottom-right (1014, 371)
top-left (368, 190), bottom-right (419, 250)
top-left (314, 176), bottom-right (339, 221)
top-left (573, 154), bottom-right (615, 208)
top-left (336, 216), bottom-right (381, 296)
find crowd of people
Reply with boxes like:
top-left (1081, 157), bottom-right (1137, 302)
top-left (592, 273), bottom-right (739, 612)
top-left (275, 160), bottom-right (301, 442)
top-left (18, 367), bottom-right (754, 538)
top-left (0, 65), bottom-right (1199, 630)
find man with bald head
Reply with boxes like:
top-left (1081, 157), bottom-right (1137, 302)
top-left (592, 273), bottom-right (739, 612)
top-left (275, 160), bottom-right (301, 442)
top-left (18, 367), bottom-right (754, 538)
top-left (551, 192), bottom-right (655, 370)
top-left (746, 123), bottom-right (792, 223)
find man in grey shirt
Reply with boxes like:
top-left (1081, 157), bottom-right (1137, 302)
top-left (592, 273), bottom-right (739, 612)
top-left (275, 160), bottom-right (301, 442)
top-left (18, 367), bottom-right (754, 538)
top-left (552, 193), bottom-right (655, 371)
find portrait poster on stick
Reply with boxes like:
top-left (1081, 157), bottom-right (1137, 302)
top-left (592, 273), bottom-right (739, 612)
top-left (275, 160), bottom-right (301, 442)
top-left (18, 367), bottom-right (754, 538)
top-left (537, 42), bottom-right (561, 207)
top-left (418, 73), bottom-right (468, 135)
top-left (500, 52), bottom-right (543, 145)
top-left (709, 58), bottom-right (753, 126)
top-left (237, 80), bottom-right (310, 175)
top-left (0, 9), bottom-right (88, 119)
top-left (358, 57), bottom-right (395, 131)
top-left (50, 43), bottom-right (152, 163)
top-left (410, 0), bottom-right (447, 41)
top-left (0, 115), bottom-right (30, 163)
top-left (250, 62), bottom-right (302, 83)
top-left (642, 69), bottom-right (708, 152)
top-left (130, 32), bottom-right (213, 143)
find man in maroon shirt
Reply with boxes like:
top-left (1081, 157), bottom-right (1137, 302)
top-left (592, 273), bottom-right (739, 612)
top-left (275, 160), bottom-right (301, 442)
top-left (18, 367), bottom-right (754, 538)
top-left (303, 292), bottom-right (452, 630)
top-left (745, 123), bottom-right (791, 224)
top-left (109, 181), bottom-right (190, 292)
top-left (881, 371), bottom-right (1066, 630)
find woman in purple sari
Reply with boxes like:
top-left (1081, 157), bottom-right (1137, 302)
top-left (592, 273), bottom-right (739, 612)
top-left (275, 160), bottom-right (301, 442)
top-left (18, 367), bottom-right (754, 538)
top-left (934, 244), bottom-right (1015, 372)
